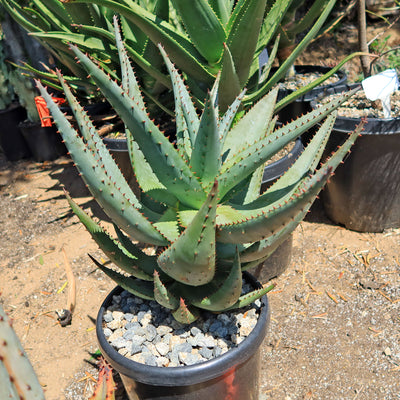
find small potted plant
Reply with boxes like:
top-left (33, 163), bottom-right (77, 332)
top-left (37, 18), bottom-right (361, 399)
top-left (319, 0), bottom-right (400, 232)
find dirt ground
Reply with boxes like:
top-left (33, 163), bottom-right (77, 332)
top-left (0, 15), bottom-right (400, 400)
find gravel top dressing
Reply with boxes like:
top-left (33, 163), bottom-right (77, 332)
top-left (103, 283), bottom-right (262, 367)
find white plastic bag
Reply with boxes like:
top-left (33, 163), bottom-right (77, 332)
top-left (362, 69), bottom-right (399, 118)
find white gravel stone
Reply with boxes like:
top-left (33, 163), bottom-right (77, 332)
top-left (155, 342), bottom-right (170, 356)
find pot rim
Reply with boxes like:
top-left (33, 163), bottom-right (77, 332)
top-left (312, 83), bottom-right (400, 134)
top-left (261, 137), bottom-right (303, 187)
top-left (96, 272), bottom-right (270, 386)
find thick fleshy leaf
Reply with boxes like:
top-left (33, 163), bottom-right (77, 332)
top-left (226, 0), bottom-right (268, 86)
top-left (225, 284), bottom-right (274, 310)
top-left (172, 299), bottom-right (199, 324)
top-left (218, 88), bottom-right (359, 200)
top-left (157, 182), bottom-right (218, 286)
top-left (89, 255), bottom-right (155, 300)
top-left (68, 44), bottom-right (207, 208)
top-left (37, 81), bottom-right (168, 246)
top-left (170, 0), bottom-right (226, 64)
top-left (193, 249), bottom-right (242, 311)
top-left (65, 191), bottom-right (153, 281)
top-left (190, 81), bottom-right (221, 190)
top-left (154, 271), bottom-right (179, 309)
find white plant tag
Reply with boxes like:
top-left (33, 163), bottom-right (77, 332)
top-left (362, 69), bottom-right (399, 118)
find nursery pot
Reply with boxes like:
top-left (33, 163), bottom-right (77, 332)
top-left (96, 274), bottom-right (270, 400)
top-left (319, 84), bottom-right (400, 232)
top-left (0, 103), bottom-right (31, 161)
top-left (19, 121), bottom-right (67, 162)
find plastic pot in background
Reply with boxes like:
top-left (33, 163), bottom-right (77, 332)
top-left (0, 103), bottom-right (31, 161)
top-left (247, 235), bottom-right (294, 284)
top-left (97, 274), bottom-right (270, 400)
top-left (318, 84), bottom-right (400, 232)
top-left (19, 121), bottom-right (67, 162)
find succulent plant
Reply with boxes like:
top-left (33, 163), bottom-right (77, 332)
top-left (2, 0), bottom-right (351, 114)
top-left (0, 304), bottom-right (45, 400)
top-left (37, 18), bottom-right (362, 324)
top-left (0, 34), bottom-right (16, 109)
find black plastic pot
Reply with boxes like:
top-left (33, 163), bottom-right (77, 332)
top-left (0, 103), bottom-right (31, 161)
top-left (276, 65), bottom-right (347, 124)
top-left (97, 274), bottom-right (270, 400)
top-left (247, 235), bottom-right (293, 284)
top-left (19, 121), bottom-right (67, 162)
top-left (318, 84), bottom-right (400, 232)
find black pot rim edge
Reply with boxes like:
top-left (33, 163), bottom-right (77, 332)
top-left (312, 83), bottom-right (400, 135)
top-left (96, 273), bottom-right (270, 387)
top-left (262, 137), bottom-right (304, 184)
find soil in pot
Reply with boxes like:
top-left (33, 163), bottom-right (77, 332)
top-left (97, 275), bottom-right (270, 400)
top-left (0, 103), bottom-right (31, 161)
top-left (316, 85), bottom-right (400, 232)
top-left (276, 65), bottom-right (347, 125)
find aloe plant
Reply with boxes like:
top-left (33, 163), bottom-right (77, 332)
top-left (37, 18), bottom-right (362, 324)
top-left (2, 0), bottom-right (346, 113)
top-left (0, 304), bottom-right (45, 400)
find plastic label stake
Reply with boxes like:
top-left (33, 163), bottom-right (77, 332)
top-left (362, 69), bottom-right (399, 118)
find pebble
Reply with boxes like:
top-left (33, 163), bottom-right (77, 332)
top-left (155, 342), bottom-right (170, 356)
top-left (103, 328), bottom-right (112, 338)
top-left (103, 287), bottom-right (261, 368)
top-left (108, 329), bottom-right (124, 343)
top-left (384, 347), bottom-right (392, 356)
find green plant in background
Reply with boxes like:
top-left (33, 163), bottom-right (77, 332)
top-left (37, 18), bottom-right (362, 324)
top-left (369, 35), bottom-right (400, 74)
top-left (0, 30), bottom-right (40, 121)
top-left (0, 34), bottom-right (15, 109)
top-left (0, 0), bottom-right (118, 102)
top-left (0, 6), bottom-right (42, 121)
top-left (276, 0), bottom-right (351, 69)
top-left (1, 0), bottom-right (353, 116)
top-left (9, 70), bottom-right (40, 122)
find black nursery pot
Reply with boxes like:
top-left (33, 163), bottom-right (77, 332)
top-left (96, 274), bottom-right (270, 400)
top-left (0, 103), bottom-right (31, 161)
top-left (318, 84), bottom-right (400, 232)
top-left (19, 121), bottom-right (67, 162)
